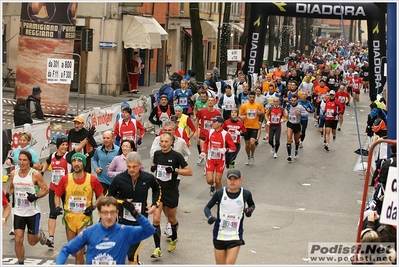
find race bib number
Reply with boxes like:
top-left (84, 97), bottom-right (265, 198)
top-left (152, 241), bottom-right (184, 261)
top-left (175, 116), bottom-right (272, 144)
top-left (326, 109), bottom-right (334, 117)
top-left (15, 192), bottom-right (32, 209)
top-left (123, 202), bottom-right (142, 221)
top-left (122, 135), bottom-right (135, 141)
top-left (51, 169), bottom-right (65, 185)
top-left (230, 132), bottom-right (238, 143)
top-left (156, 165), bottom-right (172, 182)
top-left (68, 196), bottom-right (87, 213)
top-left (271, 114), bottom-right (281, 123)
top-left (210, 148), bottom-right (222, 159)
top-left (179, 97), bottom-right (188, 106)
top-left (289, 114), bottom-right (297, 123)
top-left (204, 120), bottom-right (212, 130)
top-left (224, 103), bottom-right (233, 110)
top-left (318, 94), bottom-right (325, 101)
top-left (220, 214), bottom-right (240, 231)
top-left (247, 109), bottom-right (256, 119)
top-left (353, 83), bottom-right (359, 89)
top-left (364, 72), bottom-right (369, 77)
top-left (338, 96), bottom-right (346, 103)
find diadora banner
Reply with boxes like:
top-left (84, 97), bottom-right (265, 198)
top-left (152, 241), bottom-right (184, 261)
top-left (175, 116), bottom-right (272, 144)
top-left (243, 2), bottom-right (386, 99)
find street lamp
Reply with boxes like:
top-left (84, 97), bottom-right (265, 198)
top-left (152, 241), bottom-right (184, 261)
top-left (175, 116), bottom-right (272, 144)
top-left (52, 51), bottom-right (83, 115)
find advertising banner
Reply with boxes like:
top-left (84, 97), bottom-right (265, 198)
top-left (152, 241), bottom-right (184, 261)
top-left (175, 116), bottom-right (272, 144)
top-left (16, 3), bottom-right (78, 115)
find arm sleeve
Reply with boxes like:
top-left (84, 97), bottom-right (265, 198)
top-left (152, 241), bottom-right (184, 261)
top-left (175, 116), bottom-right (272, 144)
top-left (92, 150), bottom-right (100, 170)
top-left (137, 120), bottom-right (146, 138)
top-left (91, 176), bottom-right (105, 198)
top-left (56, 230), bottom-right (87, 264)
top-left (148, 108), bottom-right (158, 125)
top-left (186, 117), bottom-right (196, 133)
top-left (244, 189), bottom-right (255, 211)
top-left (217, 95), bottom-right (223, 109)
top-left (106, 157), bottom-right (119, 178)
top-left (204, 190), bottom-right (222, 218)
top-left (149, 138), bottom-right (160, 160)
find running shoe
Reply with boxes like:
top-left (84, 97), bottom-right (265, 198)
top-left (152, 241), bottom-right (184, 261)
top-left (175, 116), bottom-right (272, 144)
top-left (294, 150), bottom-right (298, 159)
top-left (324, 144), bottom-right (329, 151)
top-left (209, 185), bottom-right (215, 196)
top-left (299, 142), bottom-right (303, 148)
top-left (263, 134), bottom-right (269, 140)
top-left (338, 127), bottom-right (341, 131)
top-left (273, 152), bottom-right (278, 159)
top-left (46, 236), bottom-right (55, 248)
top-left (249, 157), bottom-right (255, 165)
top-left (287, 156), bottom-right (292, 162)
top-left (167, 239), bottom-right (178, 252)
top-left (164, 223), bottom-right (172, 238)
top-left (39, 227), bottom-right (47, 245)
top-left (9, 228), bottom-right (14, 235)
top-left (151, 247), bottom-right (162, 258)
top-left (138, 262), bottom-right (144, 265)
top-left (333, 136), bottom-right (336, 142)
top-left (271, 148), bottom-right (275, 154)
top-left (245, 158), bottom-right (251, 165)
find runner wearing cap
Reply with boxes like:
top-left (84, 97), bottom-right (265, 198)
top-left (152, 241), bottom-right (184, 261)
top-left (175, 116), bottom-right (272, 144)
top-left (149, 95), bottom-right (175, 135)
top-left (323, 90), bottom-right (343, 151)
top-left (265, 97), bottom-right (288, 159)
top-left (201, 116), bottom-right (236, 195)
top-left (114, 107), bottom-right (146, 148)
top-left (41, 135), bottom-right (92, 248)
top-left (195, 97), bottom-right (221, 165)
top-left (68, 116), bottom-right (98, 173)
top-left (115, 102), bottom-right (136, 146)
top-left (204, 169), bottom-right (255, 264)
top-left (335, 85), bottom-right (351, 131)
top-left (53, 152), bottom-right (104, 264)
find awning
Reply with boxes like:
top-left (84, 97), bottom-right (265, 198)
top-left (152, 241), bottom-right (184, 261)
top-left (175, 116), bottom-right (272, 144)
top-left (183, 27), bottom-right (208, 44)
top-left (200, 20), bottom-right (218, 42)
top-left (122, 15), bottom-right (168, 49)
top-left (231, 23), bottom-right (244, 34)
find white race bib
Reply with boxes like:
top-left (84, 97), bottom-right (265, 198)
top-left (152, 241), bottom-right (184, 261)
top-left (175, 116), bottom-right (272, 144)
top-left (68, 196), bottom-right (87, 213)
top-left (204, 120), bottom-right (212, 130)
top-left (51, 169), bottom-right (65, 185)
top-left (15, 192), bottom-right (32, 209)
top-left (210, 148), bottom-right (222, 159)
top-left (156, 165), bottom-right (172, 182)
top-left (123, 202), bottom-right (142, 221)
top-left (247, 109), bottom-right (256, 119)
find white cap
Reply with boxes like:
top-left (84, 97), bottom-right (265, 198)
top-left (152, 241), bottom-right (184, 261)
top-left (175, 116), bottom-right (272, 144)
top-left (354, 71), bottom-right (359, 75)
top-left (329, 90), bottom-right (336, 95)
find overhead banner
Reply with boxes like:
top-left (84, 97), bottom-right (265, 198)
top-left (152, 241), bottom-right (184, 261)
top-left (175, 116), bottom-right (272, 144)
top-left (16, 3), bottom-right (78, 115)
top-left (243, 3), bottom-right (386, 99)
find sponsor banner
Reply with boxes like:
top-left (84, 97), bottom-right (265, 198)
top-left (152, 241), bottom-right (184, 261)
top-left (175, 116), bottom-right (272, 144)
top-left (16, 3), bottom-right (78, 116)
top-left (380, 166), bottom-right (397, 226)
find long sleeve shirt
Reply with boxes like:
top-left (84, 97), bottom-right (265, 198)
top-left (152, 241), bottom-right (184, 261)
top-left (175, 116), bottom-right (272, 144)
top-left (92, 144), bottom-right (120, 185)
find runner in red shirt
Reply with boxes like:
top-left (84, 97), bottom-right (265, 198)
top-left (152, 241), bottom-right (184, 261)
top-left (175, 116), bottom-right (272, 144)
top-left (201, 116), bottom-right (236, 195)
top-left (323, 91), bottom-right (343, 151)
top-left (350, 72), bottom-right (362, 102)
top-left (335, 85), bottom-right (351, 131)
top-left (114, 107), bottom-right (145, 147)
top-left (195, 97), bottom-right (221, 165)
top-left (222, 108), bottom-right (247, 169)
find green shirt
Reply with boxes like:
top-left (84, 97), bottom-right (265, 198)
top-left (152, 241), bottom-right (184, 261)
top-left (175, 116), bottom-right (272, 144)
top-left (195, 100), bottom-right (208, 112)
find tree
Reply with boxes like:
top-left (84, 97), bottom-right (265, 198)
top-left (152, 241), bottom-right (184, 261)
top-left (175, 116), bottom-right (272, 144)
top-left (189, 3), bottom-right (205, 82)
top-left (220, 3), bottom-right (231, 79)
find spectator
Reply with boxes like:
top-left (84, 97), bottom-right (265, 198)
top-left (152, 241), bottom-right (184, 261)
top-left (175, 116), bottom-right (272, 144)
top-left (13, 97), bottom-right (33, 127)
top-left (26, 86), bottom-right (44, 120)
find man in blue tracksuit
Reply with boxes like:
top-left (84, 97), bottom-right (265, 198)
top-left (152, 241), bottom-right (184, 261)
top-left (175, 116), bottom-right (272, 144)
top-left (56, 196), bottom-right (155, 264)
top-left (92, 131), bottom-right (120, 195)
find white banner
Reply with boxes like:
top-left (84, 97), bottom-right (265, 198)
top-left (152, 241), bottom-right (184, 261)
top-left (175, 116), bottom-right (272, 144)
top-left (227, 49), bottom-right (241, 61)
top-left (380, 166), bottom-right (397, 226)
top-left (11, 121), bottom-right (51, 160)
top-left (47, 58), bottom-right (74, 84)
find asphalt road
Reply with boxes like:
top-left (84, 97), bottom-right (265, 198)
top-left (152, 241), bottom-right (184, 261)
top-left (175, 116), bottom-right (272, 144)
top-left (2, 88), bottom-right (373, 265)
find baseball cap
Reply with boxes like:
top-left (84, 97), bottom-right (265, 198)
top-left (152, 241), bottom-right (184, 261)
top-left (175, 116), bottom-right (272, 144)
top-left (211, 116), bottom-right (224, 123)
top-left (73, 116), bottom-right (84, 123)
top-left (329, 90), bottom-right (336, 95)
top-left (226, 169), bottom-right (241, 179)
top-left (354, 71), bottom-right (359, 75)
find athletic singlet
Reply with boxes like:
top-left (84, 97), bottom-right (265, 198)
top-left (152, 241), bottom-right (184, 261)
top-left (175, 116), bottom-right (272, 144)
top-left (13, 168), bottom-right (40, 217)
top-left (64, 173), bottom-right (94, 213)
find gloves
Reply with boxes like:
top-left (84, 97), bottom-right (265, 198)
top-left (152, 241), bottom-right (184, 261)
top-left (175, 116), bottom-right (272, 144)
top-left (199, 152), bottom-right (206, 160)
top-left (245, 207), bottom-right (254, 217)
top-left (5, 193), bottom-right (10, 203)
top-left (165, 166), bottom-right (174, 173)
top-left (83, 205), bottom-right (96, 216)
top-left (51, 206), bottom-right (63, 216)
top-left (266, 121), bottom-right (271, 125)
top-left (26, 192), bottom-right (39, 202)
top-left (150, 165), bottom-right (157, 172)
top-left (235, 130), bottom-right (241, 136)
top-left (123, 201), bottom-right (140, 219)
top-left (87, 126), bottom-right (96, 139)
top-left (207, 215), bottom-right (217, 224)
top-left (218, 148), bottom-right (227, 154)
top-left (137, 138), bottom-right (142, 146)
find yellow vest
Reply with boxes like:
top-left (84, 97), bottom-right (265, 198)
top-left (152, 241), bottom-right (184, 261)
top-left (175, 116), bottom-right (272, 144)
top-left (64, 173), bottom-right (93, 212)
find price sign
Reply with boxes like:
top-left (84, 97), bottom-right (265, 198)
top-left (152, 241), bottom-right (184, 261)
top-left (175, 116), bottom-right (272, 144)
top-left (47, 58), bottom-right (74, 84)
top-left (227, 49), bottom-right (242, 61)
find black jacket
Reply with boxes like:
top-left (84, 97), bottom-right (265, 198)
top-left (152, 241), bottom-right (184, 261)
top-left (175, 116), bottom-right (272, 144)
top-left (26, 95), bottom-right (44, 119)
top-left (13, 104), bottom-right (33, 127)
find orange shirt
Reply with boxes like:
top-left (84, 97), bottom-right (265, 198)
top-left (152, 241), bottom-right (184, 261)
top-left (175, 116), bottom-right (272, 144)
top-left (313, 85), bottom-right (329, 103)
top-left (239, 101), bottom-right (264, 129)
top-left (262, 80), bottom-right (277, 93)
top-left (273, 69), bottom-right (283, 81)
